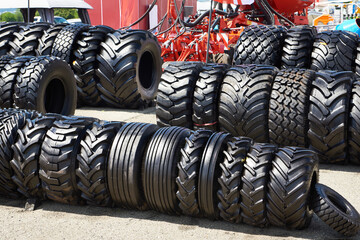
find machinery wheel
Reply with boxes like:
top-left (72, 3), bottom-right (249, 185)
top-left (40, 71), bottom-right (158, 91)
top-left (143, 127), bottom-right (191, 215)
top-left (14, 56), bottom-right (77, 115)
top-left (176, 130), bottom-right (213, 217)
top-left (217, 137), bottom-right (252, 223)
top-left (310, 30), bottom-right (358, 72)
top-left (8, 23), bottom-right (51, 56)
top-left (281, 26), bottom-right (316, 69)
top-left (156, 62), bottom-right (203, 128)
top-left (77, 121), bottom-right (123, 206)
top-left (269, 69), bottom-right (315, 147)
top-left (193, 64), bottom-right (226, 131)
top-left (0, 23), bottom-right (21, 56)
top-left (308, 71), bottom-right (354, 163)
top-left (218, 65), bottom-right (277, 142)
top-left (267, 147), bottom-right (319, 229)
top-left (312, 183), bottom-right (360, 237)
top-left (36, 24), bottom-right (68, 56)
top-left (96, 30), bottom-right (162, 108)
top-left (212, 53), bottom-right (231, 65)
top-left (233, 25), bottom-right (286, 67)
top-left (73, 25), bottom-right (114, 106)
top-left (198, 132), bottom-right (231, 219)
top-left (349, 81), bottom-right (360, 165)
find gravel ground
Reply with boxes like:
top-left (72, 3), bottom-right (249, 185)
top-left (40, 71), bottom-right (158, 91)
top-left (0, 107), bottom-right (359, 240)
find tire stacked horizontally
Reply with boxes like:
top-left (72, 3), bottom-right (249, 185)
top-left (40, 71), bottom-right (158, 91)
top-left (0, 22), bottom-right (162, 109)
top-left (0, 108), bottom-right (358, 237)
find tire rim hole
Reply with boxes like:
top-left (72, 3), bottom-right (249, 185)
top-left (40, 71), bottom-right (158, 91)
top-left (139, 51), bottom-right (154, 90)
top-left (44, 78), bottom-right (65, 114)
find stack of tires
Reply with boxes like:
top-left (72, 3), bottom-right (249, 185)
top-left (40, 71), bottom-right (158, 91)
top-left (0, 108), bottom-right (358, 237)
top-left (0, 22), bottom-right (162, 109)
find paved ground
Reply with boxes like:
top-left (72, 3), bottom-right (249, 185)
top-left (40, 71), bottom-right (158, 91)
top-left (0, 107), bottom-right (359, 240)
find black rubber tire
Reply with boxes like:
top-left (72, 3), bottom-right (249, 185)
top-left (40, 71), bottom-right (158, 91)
top-left (349, 81), bottom-right (360, 165)
top-left (193, 64), bottom-right (226, 131)
top-left (36, 24), bottom-right (68, 56)
top-left (233, 25), bottom-right (286, 67)
top-left (14, 56), bottom-right (77, 115)
top-left (143, 126), bottom-right (191, 215)
top-left (267, 147), bottom-right (319, 229)
top-left (240, 143), bottom-right (276, 227)
top-left (310, 30), bottom-right (358, 72)
top-left (10, 114), bottom-right (61, 199)
top-left (0, 23), bottom-right (21, 56)
top-left (51, 23), bottom-right (90, 63)
top-left (76, 121), bottom-right (123, 206)
top-left (218, 65), bottom-right (277, 142)
top-left (156, 62), bottom-right (203, 128)
top-left (198, 132), bottom-right (231, 220)
top-left (269, 69), bottom-right (315, 147)
top-left (281, 26), bottom-right (316, 69)
top-left (8, 23), bottom-right (51, 56)
top-left (108, 122), bottom-right (158, 209)
top-left (308, 71), bottom-right (354, 163)
top-left (217, 136), bottom-right (252, 223)
top-left (176, 129), bottom-right (213, 217)
top-left (312, 183), bottom-right (360, 237)
top-left (96, 30), bottom-right (162, 108)
top-left (73, 25), bottom-right (114, 106)
top-left (39, 116), bottom-right (96, 204)
top-left (0, 55), bottom-right (17, 108)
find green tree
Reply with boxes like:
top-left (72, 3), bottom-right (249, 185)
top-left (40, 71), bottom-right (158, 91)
top-left (1, 12), bottom-right (16, 22)
top-left (54, 9), bottom-right (79, 19)
top-left (14, 9), bottom-right (23, 22)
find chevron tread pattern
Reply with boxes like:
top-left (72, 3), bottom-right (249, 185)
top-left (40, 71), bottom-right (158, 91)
top-left (0, 24), bottom-right (20, 56)
top-left (36, 24), bottom-right (67, 56)
top-left (349, 81), bottom-right (360, 164)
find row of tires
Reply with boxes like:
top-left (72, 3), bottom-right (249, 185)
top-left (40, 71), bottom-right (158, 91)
top-left (156, 62), bottom-right (360, 165)
top-left (0, 22), bottom-right (162, 108)
top-left (0, 108), bottom-right (358, 236)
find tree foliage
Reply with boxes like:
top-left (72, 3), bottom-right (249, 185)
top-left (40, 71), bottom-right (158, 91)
top-left (0, 9), bottom-right (23, 22)
top-left (54, 9), bottom-right (79, 19)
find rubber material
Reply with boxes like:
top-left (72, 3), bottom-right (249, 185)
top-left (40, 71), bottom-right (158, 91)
top-left (349, 81), bottom-right (360, 165)
top-left (36, 24), bottom-right (68, 56)
top-left (0, 24), bottom-right (20, 56)
top-left (0, 55), bottom-right (19, 108)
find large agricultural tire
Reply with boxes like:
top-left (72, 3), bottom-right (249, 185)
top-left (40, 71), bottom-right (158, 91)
top-left (143, 126), bottom-right (191, 215)
top-left (176, 129), bottom-right (213, 217)
top-left (217, 137), bottom-right (252, 223)
top-left (39, 117), bottom-right (96, 204)
top-left (76, 121), bottom-right (123, 206)
top-left (233, 25), bottom-right (286, 67)
top-left (0, 23), bottom-right (21, 56)
top-left (267, 147), bottom-right (319, 230)
top-left (108, 122), bottom-right (158, 209)
top-left (8, 23), bottom-right (51, 56)
top-left (198, 132), bottom-right (231, 220)
top-left (308, 71), bottom-right (354, 163)
top-left (218, 65), bottom-right (277, 142)
top-left (349, 81), bottom-right (360, 165)
top-left (14, 56), bottom-right (77, 115)
top-left (36, 24), bottom-right (68, 56)
top-left (73, 25), bottom-right (114, 106)
top-left (268, 69), bottom-right (315, 147)
top-left (0, 55), bottom-right (17, 107)
top-left (310, 30), bottom-right (358, 72)
top-left (192, 64), bottom-right (226, 131)
top-left (312, 183), bottom-right (360, 237)
top-left (281, 26), bottom-right (316, 69)
top-left (156, 62), bottom-right (203, 128)
top-left (96, 30), bottom-right (162, 108)
top-left (51, 23), bottom-right (90, 63)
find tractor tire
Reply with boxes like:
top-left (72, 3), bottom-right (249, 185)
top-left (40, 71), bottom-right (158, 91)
top-left (233, 25), bottom-right (286, 67)
top-left (281, 26), bottom-right (316, 69)
top-left (51, 23), bottom-right (90, 63)
top-left (0, 23), bottom-right (21, 56)
top-left (143, 126), bottom-right (191, 215)
top-left (96, 30), bottom-right (162, 108)
top-left (240, 143), bottom-right (276, 227)
top-left (39, 116), bottom-right (96, 204)
top-left (14, 56), bottom-right (77, 115)
top-left (212, 53), bottom-right (231, 65)
top-left (73, 25), bottom-right (114, 106)
top-left (310, 30), bottom-right (358, 72)
top-left (176, 130), bottom-right (213, 217)
top-left (308, 71), bottom-right (354, 163)
top-left (198, 132), bottom-right (231, 219)
top-left (193, 64), bottom-right (226, 131)
top-left (267, 147), bottom-right (319, 229)
top-left (312, 183), bottom-right (360, 237)
top-left (268, 69), bottom-right (315, 147)
top-left (77, 121), bottom-right (123, 206)
top-left (156, 62), bottom-right (203, 128)
top-left (8, 23), bottom-right (51, 56)
top-left (218, 65), bottom-right (277, 142)
top-left (36, 24), bottom-right (68, 56)
top-left (349, 81), bottom-right (360, 165)
top-left (108, 122), bottom-right (158, 209)
top-left (217, 137), bottom-right (252, 223)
